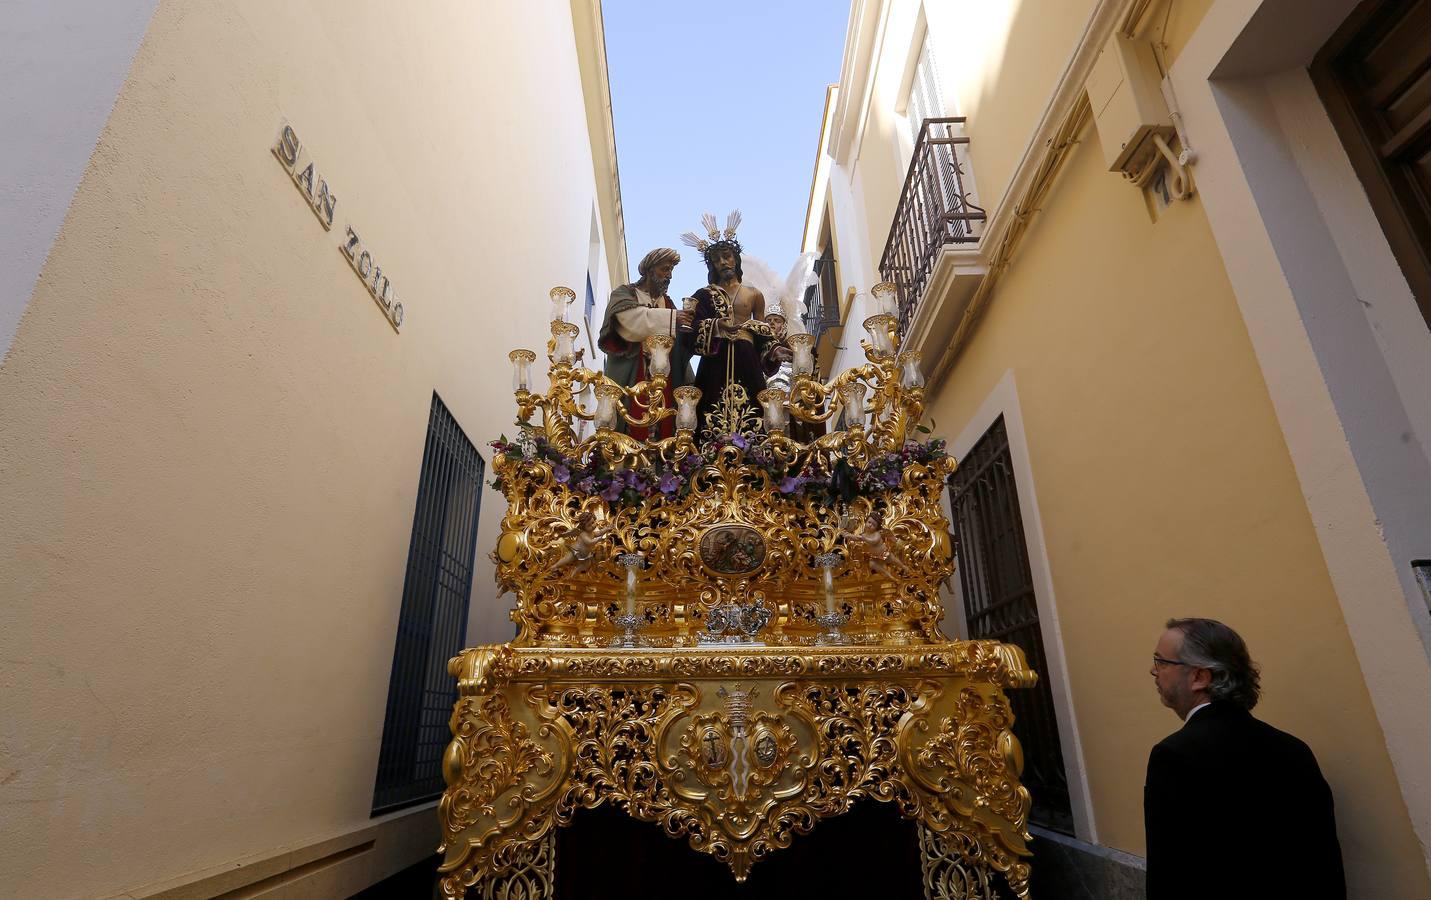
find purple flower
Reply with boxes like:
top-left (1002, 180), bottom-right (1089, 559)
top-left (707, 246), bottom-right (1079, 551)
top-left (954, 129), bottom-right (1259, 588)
top-left (778, 475), bottom-right (806, 494)
top-left (731, 434), bottom-right (749, 450)
top-left (576, 476), bottom-right (595, 493)
top-left (882, 469), bottom-right (901, 487)
top-left (553, 464), bottom-right (571, 483)
top-left (600, 480), bottom-right (624, 501)
top-left (659, 473), bottom-right (680, 494)
top-left (624, 470), bottom-right (648, 492)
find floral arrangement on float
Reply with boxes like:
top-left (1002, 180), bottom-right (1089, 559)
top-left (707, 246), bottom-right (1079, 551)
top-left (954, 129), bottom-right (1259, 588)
top-left (490, 432), bottom-right (948, 507)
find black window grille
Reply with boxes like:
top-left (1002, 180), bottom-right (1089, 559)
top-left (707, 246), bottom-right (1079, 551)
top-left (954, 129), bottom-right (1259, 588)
top-left (948, 417), bottom-right (1073, 834)
top-left (372, 393), bottom-right (485, 814)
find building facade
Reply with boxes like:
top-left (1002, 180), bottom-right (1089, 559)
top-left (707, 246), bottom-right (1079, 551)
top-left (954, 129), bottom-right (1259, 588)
top-left (0, 1), bottom-right (626, 896)
top-left (807, 0), bottom-right (1431, 895)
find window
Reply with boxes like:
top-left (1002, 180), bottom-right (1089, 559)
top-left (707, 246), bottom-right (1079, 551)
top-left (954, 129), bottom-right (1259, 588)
top-left (905, 32), bottom-right (946, 147)
top-left (372, 393), bottom-right (485, 814)
top-left (1311, 0), bottom-right (1431, 330)
top-left (585, 272), bottom-right (596, 325)
top-left (948, 417), bottom-right (1073, 834)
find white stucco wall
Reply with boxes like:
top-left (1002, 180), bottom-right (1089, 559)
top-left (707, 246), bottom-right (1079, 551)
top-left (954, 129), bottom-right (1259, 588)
top-left (0, 0), bottom-right (160, 363)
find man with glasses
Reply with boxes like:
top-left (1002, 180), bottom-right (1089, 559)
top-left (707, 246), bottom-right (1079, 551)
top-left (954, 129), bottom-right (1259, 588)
top-left (1145, 617), bottom-right (1344, 899)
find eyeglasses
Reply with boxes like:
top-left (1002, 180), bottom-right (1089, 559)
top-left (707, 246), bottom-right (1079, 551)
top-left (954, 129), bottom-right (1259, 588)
top-left (1152, 655), bottom-right (1190, 669)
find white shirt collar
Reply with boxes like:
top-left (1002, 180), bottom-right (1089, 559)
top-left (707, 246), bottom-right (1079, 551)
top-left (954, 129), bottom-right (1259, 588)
top-left (1184, 701), bottom-right (1212, 722)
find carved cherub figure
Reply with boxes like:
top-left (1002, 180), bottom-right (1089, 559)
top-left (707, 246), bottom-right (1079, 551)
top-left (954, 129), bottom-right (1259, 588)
top-left (552, 510), bottom-right (611, 575)
top-left (844, 511), bottom-right (900, 579)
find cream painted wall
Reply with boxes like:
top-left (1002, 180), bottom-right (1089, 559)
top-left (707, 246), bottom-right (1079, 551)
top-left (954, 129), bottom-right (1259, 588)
top-left (0, 2), bottom-right (618, 897)
top-left (926, 131), bottom-right (1431, 897)
top-left (0, 0), bottom-right (160, 362)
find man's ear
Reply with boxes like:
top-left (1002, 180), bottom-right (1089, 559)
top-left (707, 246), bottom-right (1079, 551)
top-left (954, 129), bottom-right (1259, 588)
top-left (1190, 666), bottom-right (1214, 693)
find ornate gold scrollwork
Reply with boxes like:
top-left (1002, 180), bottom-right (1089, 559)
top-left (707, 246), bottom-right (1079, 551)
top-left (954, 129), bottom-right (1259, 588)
top-left (437, 645), bottom-right (1037, 899)
top-left (919, 822), bottom-right (1001, 900)
top-left (477, 831), bottom-right (555, 900)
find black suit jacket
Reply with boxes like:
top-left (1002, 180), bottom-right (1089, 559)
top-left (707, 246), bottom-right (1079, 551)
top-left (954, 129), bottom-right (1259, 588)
top-left (1144, 701), bottom-right (1344, 899)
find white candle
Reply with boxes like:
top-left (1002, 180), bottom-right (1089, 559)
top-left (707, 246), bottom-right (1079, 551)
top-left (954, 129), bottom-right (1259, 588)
top-left (758, 388), bottom-right (788, 434)
top-left (838, 382), bottom-right (867, 430)
top-left (643, 333), bottom-right (673, 378)
top-left (789, 333), bottom-right (815, 377)
top-left (552, 321), bottom-right (578, 365)
top-left (863, 314), bottom-right (896, 356)
top-left (871, 281), bottom-right (899, 318)
top-left (594, 383), bottom-right (622, 431)
top-left (548, 285), bottom-right (576, 323)
top-left (899, 351), bottom-right (924, 388)
top-left (674, 386), bottom-right (701, 433)
top-left (509, 349), bottom-right (536, 393)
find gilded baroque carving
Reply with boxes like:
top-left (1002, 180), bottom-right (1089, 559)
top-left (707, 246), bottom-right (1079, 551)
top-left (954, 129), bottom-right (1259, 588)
top-left (437, 654), bottom-right (1035, 898)
top-left (438, 288), bottom-right (1040, 898)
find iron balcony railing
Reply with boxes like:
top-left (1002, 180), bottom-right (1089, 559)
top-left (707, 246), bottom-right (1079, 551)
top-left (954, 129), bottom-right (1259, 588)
top-left (802, 244), bottom-right (841, 348)
top-left (879, 117), bottom-right (986, 335)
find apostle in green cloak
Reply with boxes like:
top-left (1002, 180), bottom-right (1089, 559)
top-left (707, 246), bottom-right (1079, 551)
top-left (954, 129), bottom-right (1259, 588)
top-left (596, 247), bottom-right (694, 439)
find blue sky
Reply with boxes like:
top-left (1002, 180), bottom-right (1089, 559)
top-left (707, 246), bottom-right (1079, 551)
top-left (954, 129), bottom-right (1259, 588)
top-left (602, 1), bottom-right (850, 301)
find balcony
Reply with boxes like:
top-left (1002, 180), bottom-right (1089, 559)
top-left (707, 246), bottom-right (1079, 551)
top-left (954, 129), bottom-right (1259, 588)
top-left (879, 117), bottom-right (986, 337)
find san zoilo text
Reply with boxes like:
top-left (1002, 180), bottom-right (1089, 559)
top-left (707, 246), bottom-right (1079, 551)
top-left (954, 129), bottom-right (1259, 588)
top-left (272, 123), bottom-right (405, 332)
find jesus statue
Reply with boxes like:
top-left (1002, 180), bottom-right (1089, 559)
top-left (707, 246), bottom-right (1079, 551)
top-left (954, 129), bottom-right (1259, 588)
top-left (681, 211), bottom-right (791, 437)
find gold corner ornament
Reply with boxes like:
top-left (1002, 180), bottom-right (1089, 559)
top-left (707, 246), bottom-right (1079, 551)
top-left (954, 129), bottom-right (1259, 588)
top-left (439, 283), bottom-right (1041, 898)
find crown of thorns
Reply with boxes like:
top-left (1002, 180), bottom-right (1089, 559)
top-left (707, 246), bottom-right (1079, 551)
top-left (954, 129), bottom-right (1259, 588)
top-left (680, 210), bottom-right (743, 259)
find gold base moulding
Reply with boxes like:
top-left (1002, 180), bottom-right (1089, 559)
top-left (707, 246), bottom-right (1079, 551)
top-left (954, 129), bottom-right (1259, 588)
top-left (437, 642), bottom-right (1038, 899)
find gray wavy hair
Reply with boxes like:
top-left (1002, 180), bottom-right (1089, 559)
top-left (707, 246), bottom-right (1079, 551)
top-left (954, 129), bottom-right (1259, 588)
top-left (1167, 617), bottom-right (1262, 710)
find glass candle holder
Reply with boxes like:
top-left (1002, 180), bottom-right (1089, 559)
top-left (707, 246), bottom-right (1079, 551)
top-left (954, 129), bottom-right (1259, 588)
top-left (673, 386), bottom-right (701, 433)
top-left (643, 332), bottom-right (673, 378)
top-left (815, 552), bottom-right (841, 615)
top-left (551, 321), bottom-right (579, 365)
top-left (757, 387), bottom-right (788, 434)
top-left (509, 349), bottom-right (536, 394)
top-left (871, 281), bottom-right (899, 317)
top-left (594, 382), bottom-right (623, 431)
top-left (576, 378), bottom-right (595, 439)
top-left (898, 351), bottom-right (925, 388)
top-left (788, 333), bottom-right (815, 377)
top-left (618, 552), bottom-right (644, 615)
top-left (863, 314), bottom-right (896, 357)
top-left (838, 382), bottom-right (867, 429)
top-left (548, 285), bottom-right (576, 323)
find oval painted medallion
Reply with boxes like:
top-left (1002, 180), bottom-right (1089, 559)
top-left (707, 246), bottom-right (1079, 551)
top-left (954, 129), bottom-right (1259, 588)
top-left (698, 524), bottom-right (767, 576)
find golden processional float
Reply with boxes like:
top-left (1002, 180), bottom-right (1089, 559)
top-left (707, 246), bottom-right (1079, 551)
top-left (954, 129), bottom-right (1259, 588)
top-left (437, 283), bottom-right (1039, 899)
